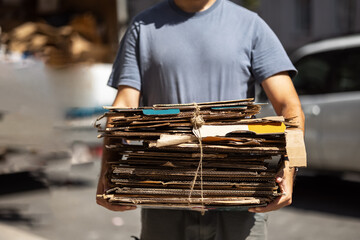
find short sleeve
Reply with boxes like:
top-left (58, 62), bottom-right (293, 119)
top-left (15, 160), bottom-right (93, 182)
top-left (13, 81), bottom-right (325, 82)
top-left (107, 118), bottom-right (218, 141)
top-left (251, 16), bottom-right (297, 83)
top-left (107, 22), bottom-right (142, 91)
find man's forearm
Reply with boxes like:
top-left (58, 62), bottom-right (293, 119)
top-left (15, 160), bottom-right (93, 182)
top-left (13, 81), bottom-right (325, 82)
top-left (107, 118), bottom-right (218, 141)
top-left (261, 72), bottom-right (305, 133)
top-left (278, 99), bottom-right (305, 134)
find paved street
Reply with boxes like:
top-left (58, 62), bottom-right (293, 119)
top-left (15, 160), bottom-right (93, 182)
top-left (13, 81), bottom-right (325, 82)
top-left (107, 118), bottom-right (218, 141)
top-left (0, 161), bottom-right (141, 240)
top-left (1, 160), bottom-right (360, 240)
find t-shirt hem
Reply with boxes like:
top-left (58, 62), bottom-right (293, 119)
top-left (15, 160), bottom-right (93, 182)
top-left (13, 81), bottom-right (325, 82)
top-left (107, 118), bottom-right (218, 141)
top-left (256, 68), bottom-right (298, 84)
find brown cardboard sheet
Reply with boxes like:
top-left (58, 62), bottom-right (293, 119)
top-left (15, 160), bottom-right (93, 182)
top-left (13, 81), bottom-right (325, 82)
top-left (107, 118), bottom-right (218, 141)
top-left (285, 129), bottom-right (307, 167)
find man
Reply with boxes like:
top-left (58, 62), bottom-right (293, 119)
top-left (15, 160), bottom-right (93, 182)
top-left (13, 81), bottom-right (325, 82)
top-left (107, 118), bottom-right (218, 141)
top-left (97, 0), bottom-right (305, 239)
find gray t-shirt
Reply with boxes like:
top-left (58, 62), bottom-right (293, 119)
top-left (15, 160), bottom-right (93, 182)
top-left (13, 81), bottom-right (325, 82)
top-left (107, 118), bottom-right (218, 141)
top-left (108, 0), bottom-right (296, 106)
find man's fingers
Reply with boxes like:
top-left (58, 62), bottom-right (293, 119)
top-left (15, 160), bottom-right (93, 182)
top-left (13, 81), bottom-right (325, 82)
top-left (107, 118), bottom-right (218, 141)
top-left (248, 194), bottom-right (290, 213)
top-left (249, 160), bottom-right (295, 213)
top-left (248, 180), bottom-right (292, 213)
top-left (248, 197), bottom-right (280, 213)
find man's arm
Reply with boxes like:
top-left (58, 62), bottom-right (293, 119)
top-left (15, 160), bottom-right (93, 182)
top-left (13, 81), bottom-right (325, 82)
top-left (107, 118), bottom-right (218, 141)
top-left (96, 86), bottom-right (140, 211)
top-left (249, 71), bottom-right (305, 213)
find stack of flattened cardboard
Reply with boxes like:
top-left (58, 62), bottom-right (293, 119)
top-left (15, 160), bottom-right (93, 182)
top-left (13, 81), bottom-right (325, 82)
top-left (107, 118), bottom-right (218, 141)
top-left (1, 15), bottom-right (111, 67)
top-left (96, 99), bottom-right (305, 210)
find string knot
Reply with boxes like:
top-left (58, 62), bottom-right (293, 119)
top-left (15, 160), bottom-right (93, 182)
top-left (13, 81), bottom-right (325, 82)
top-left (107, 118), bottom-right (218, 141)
top-left (191, 103), bottom-right (205, 129)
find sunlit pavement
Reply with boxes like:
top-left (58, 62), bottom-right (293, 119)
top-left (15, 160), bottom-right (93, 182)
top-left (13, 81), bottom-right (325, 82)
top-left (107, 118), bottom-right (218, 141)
top-left (0, 160), bottom-right (141, 240)
top-left (1, 160), bottom-right (360, 240)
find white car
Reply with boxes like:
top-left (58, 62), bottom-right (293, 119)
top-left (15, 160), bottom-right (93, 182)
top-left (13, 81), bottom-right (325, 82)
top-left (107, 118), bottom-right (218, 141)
top-left (262, 35), bottom-right (360, 173)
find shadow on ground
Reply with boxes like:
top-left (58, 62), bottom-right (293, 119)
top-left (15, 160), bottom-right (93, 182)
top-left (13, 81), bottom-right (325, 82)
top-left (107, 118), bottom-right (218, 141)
top-left (0, 172), bottom-right (47, 195)
top-left (0, 169), bottom-right (94, 227)
top-left (291, 172), bottom-right (360, 218)
top-left (0, 206), bottom-right (38, 227)
top-left (0, 170), bottom-right (92, 196)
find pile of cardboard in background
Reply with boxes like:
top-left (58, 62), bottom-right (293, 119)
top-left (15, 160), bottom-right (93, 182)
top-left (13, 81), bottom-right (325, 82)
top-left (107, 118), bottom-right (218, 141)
top-left (96, 99), bottom-right (306, 210)
top-left (1, 13), bottom-right (111, 67)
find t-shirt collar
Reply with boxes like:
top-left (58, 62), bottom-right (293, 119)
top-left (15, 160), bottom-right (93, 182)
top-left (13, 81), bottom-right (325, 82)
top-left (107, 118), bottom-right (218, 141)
top-left (168, 0), bottom-right (222, 17)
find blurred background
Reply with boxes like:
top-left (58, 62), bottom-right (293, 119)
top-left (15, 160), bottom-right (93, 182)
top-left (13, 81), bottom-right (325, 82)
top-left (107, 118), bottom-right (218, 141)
top-left (0, 0), bottom-right (360, 239)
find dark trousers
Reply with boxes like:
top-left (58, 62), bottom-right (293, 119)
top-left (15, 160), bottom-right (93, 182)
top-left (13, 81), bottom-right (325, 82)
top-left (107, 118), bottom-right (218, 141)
top-left (140, 209), bottom-right (268, 240)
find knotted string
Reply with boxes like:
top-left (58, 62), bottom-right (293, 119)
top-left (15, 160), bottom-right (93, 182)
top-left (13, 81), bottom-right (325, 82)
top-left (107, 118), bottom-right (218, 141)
top-left (189, 103), bottom-right (206, 214)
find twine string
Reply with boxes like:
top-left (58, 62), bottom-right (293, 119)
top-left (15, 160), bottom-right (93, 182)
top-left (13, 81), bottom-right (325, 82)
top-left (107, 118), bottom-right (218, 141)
top-left (189, 103), bottom-right (205, 213)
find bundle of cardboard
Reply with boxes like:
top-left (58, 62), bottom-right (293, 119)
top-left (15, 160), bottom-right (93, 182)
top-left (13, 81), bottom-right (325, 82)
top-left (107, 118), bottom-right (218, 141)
top-left (1, 14), bottom-right (110, 67)
top-left (96, 99), bottom-right (306, 210)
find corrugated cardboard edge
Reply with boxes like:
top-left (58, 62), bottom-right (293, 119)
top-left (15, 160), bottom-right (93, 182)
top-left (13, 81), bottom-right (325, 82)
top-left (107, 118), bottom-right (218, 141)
top-left (285, 129), bottom-right (307, 167)
top-left (141, 204), bottom-right (268, 212)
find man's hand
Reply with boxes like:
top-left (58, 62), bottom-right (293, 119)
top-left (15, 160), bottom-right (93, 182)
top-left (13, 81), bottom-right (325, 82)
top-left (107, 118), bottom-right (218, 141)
top-left (248, 160), bottom-right (295, 213)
